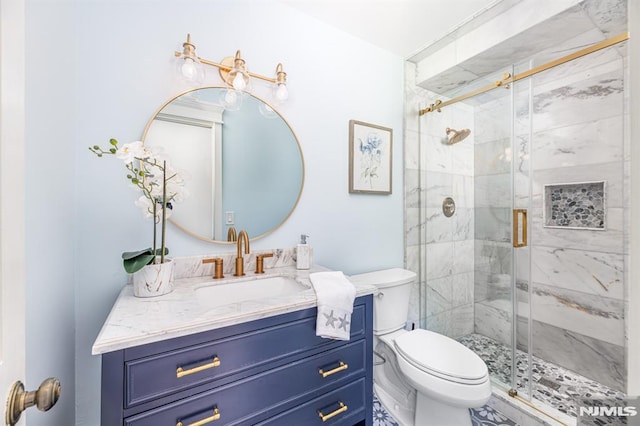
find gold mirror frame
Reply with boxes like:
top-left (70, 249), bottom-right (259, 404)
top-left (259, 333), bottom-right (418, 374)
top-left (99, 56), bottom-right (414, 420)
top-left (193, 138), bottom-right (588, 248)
top-left (141, 86), bottom-right (305, 244)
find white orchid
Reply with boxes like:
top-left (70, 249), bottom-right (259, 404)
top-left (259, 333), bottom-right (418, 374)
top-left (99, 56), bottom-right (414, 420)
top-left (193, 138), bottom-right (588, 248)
top-left (115, 141), bottom-right (150, 164)
top-left (90, 138), bottom-right (188, 272)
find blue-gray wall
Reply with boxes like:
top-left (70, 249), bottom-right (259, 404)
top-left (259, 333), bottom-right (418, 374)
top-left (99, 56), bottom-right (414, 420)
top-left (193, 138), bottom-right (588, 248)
top-left (25, 0), bottom-right (404, 424)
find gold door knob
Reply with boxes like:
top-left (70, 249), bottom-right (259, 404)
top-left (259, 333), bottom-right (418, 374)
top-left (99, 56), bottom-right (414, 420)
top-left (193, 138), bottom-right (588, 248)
top-left (5, 377), bottom-right (61, 425)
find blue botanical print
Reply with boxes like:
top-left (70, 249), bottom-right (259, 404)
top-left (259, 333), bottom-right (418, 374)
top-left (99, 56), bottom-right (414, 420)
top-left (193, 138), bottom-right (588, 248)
top-left (359, 132), bottom-right (384, 188)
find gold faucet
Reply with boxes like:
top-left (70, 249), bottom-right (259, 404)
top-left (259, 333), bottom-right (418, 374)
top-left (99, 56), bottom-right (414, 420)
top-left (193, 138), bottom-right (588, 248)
top-left (202, 257), bottom-right (224, 279)
top-left (227, 226), bottom-right (237, 242)
top-left (234, 230), bottom-right (250, 276)
top-left (255, 253), bottom-right (274, 274)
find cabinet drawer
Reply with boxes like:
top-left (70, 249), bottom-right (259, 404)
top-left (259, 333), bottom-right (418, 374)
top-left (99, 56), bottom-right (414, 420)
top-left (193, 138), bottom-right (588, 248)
top-left (125, 304), bottom-right (366, 407)
top-left (254, 378), bottom-right (366, 425)
top-left (124, 340), bottom-right (366, 426)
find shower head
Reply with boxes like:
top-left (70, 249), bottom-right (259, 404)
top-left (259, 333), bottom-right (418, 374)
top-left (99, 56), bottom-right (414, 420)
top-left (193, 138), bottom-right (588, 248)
top-left (445, 127), bottom-right (471, 145)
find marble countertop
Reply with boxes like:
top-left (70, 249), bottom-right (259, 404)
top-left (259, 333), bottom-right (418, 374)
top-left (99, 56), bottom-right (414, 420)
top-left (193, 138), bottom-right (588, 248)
top-left (92, 265), bottom-right (377, 355)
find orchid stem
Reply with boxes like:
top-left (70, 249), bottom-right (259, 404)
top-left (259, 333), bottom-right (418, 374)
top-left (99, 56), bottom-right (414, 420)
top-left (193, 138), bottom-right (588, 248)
top-left (161, 161), bottom-right (167, 264)
top-left (152, 201), bottom-right (157, 263)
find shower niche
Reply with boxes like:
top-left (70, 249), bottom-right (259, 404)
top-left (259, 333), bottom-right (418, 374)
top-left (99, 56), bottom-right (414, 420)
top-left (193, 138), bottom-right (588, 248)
top-left (543, 181), bottom-right (606, 230)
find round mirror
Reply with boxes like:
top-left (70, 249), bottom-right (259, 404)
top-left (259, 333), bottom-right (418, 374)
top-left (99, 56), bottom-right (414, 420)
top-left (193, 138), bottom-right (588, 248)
top-left (142, 87), bottom-right (304, 243)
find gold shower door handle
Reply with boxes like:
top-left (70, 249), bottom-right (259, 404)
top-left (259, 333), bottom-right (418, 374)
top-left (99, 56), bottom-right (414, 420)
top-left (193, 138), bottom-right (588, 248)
top-left (513, 209), bottom-right (528, 248)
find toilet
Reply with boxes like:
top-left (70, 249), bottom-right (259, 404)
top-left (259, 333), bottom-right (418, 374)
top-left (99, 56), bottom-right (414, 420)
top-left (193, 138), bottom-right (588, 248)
top-left (349, 268), bottom-right (491, 426)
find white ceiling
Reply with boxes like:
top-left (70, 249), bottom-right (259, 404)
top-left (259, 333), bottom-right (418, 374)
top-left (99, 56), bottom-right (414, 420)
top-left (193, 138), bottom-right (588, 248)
top-left (278, 0), bottom-right (499, 58)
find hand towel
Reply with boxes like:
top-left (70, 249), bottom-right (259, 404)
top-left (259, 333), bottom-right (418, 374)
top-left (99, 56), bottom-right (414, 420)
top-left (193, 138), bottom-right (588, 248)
top-left (310, 271), bottom-right (357, 340)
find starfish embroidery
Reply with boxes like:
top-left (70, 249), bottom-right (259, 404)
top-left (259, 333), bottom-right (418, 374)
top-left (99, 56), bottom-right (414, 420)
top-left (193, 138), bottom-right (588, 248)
top-left (324, 310), bottom-right (338, 328)
top-left (338, 314), bottom-right (350, 331)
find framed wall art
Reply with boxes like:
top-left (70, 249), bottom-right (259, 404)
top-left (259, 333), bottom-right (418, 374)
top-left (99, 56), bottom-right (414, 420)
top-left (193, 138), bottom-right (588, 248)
top-left (348, 120), bottom-right (393, 194)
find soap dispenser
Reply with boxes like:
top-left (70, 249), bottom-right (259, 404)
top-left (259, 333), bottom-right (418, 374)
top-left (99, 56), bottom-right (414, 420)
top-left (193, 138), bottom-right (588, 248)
top-left (296, 234), bottom-right (312, 270)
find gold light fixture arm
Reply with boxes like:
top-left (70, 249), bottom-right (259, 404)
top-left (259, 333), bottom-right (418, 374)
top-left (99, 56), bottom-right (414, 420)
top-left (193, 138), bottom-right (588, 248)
top-left (174, 34), bottom-right (284, 84)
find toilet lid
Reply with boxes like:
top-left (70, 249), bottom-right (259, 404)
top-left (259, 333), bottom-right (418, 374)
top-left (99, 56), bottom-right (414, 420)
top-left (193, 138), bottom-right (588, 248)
top-left (394, 329), bottom-right (488, 383)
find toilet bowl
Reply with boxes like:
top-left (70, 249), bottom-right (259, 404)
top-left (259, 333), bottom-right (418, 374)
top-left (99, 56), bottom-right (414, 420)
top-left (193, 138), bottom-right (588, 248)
top-left (349, 268), bottom-right (491, 426)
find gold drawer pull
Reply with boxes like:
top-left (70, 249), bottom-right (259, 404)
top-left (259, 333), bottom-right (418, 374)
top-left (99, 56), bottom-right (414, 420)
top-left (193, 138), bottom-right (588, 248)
top-left (176, 356), bottom-right (221, 378)
top-left (318, 402), bottom-right (347, 422)
top-left (318, 361), bottom-right (348, 378)
top-left (177, 408), bottom-right (220, 426)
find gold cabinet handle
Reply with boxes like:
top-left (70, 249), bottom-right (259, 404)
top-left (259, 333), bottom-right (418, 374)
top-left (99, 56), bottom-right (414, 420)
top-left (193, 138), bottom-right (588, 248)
top-left (177, 408), bottom-right (220, 426)
top-left (176, 356), bottom-right (221, 378)
top-left (318, 402), bottom-right (347, 422)
top-left (513, 209), bottom-right (528, 248)
top-left (318, 361), bottom-right (348, 378)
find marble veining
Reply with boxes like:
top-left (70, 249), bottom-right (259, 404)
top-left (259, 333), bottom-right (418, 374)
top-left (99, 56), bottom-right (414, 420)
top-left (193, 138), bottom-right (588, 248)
top-left (172, 248), bottom-right (297, 280)
top-left (530, 246), bottom-right (624, 300)
top-left (92, 260), bottom-right (377, 355)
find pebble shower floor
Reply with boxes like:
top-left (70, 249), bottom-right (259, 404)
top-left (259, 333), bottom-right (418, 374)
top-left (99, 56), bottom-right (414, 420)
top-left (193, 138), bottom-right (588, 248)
top-left (459, 333), bottom-right (627, 425)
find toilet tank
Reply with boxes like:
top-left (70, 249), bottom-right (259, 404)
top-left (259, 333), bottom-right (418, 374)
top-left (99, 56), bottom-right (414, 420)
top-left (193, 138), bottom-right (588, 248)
top-left (348, 268), bottom-right (417, 335)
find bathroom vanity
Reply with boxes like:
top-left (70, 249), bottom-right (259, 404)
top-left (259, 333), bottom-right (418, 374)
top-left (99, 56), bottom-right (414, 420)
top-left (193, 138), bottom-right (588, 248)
top-left (93, 262), bottom-right (375, 425)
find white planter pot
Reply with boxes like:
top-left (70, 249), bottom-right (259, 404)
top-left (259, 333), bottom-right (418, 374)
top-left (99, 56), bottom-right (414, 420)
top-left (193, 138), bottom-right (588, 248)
top-left (132, 258), bottom-right (174, 297)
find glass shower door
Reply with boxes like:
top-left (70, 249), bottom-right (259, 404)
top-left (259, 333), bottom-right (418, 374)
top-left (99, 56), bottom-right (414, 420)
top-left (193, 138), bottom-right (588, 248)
top-left (472, 65), bottom-right (519, 392)
top-left (517, 41), bottom-right (627, 409)
top-left (511, 60), bottom-right (534, 398)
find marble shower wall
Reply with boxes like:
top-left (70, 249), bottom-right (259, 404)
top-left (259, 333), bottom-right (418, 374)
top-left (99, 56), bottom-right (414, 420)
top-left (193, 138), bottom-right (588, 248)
top-left (473, 37), bottom-right (627, 391)
top-left (404, 63), bottom-right (476, 339)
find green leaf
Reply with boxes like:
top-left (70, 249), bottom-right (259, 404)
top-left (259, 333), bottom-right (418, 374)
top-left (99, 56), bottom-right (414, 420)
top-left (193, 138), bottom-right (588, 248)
top-left (121, 248), bottom-right (170, 273)
top-left (110, 138), bottom-right (118, 146)
top-left (122, 248), bottom-right (153, 260)
top-left (123, 254), bottom-right (155, 274)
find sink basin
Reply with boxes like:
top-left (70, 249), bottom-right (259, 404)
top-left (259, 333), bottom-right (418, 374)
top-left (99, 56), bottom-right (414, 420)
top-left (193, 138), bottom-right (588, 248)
top-left (195, 275), bottom-right (309, 307)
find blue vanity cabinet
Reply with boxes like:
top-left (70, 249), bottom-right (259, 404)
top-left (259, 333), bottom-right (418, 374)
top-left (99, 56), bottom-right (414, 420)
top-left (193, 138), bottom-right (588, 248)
top-left (100, 295), bottom-right (373, 425)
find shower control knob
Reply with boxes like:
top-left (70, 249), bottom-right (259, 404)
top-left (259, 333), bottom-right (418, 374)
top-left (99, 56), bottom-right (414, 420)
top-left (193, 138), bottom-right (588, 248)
top-left (442, 197), bottom-right (456, 217)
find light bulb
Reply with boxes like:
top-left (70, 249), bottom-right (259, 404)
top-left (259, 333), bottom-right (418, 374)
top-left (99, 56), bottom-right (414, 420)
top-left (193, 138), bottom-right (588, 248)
top-left (181, 58), bottom-right (196, 80)
top-left (176, 55), bottom-right (204, 84)
top-left (232, 72), bottom-right (246, 91)
top-left (225, 90), bottom-right (238, 105)
top-left (275, 83), bottom-right (289, 101)
top-left (219, 89), bottom-right (243, 111)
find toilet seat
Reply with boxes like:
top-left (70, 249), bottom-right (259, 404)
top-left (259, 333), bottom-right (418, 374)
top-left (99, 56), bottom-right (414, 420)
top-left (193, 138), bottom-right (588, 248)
top-left (393, 329), bottom-right (488, 385)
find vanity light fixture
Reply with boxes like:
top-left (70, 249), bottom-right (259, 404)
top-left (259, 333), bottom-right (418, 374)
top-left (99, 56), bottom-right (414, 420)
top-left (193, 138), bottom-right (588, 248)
top-left (174, 34), bottom-right (289, 104)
